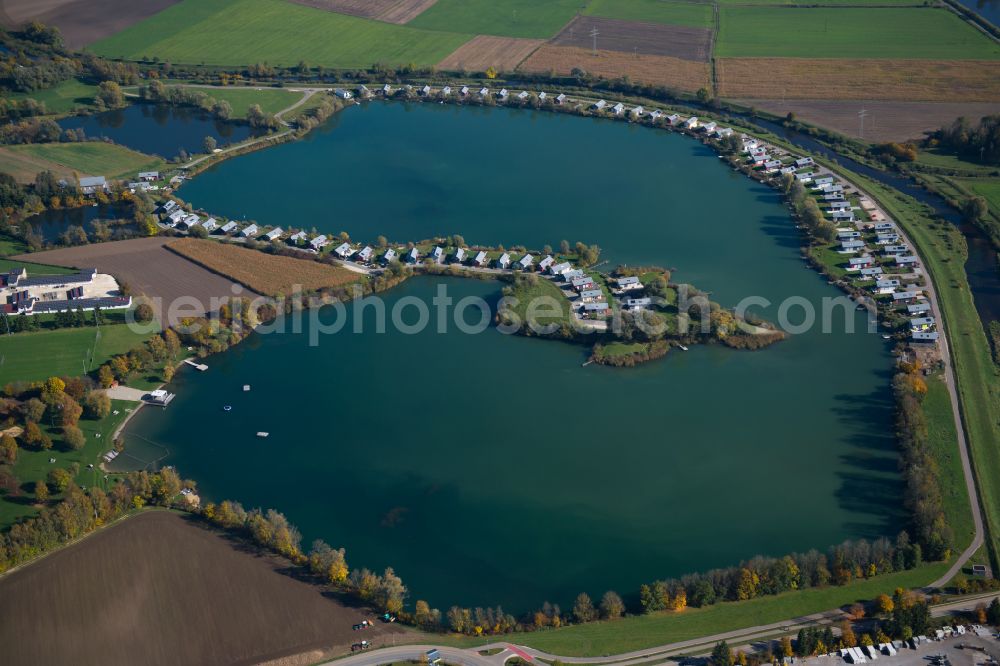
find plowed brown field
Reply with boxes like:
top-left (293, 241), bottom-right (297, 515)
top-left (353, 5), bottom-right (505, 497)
top-left (438, 35), bottom-right (544, 73)
top-left (0, 0), bottom-right (180, 49)
top-left (551, 15), bottom-right (711, 62)
top-left (522, 45), bottom-right (710, 93)
top-left (285, 0), bottom-right (436, 23)
top-left (0, 511), bottom-right (404, 666)
top-left (717, 58), bottom-right (1000, 103)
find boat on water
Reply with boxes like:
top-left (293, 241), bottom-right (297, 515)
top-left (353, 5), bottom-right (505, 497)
top-left (243, 385), bottom-right (251, 391)
top-left (256, 432), bottom-right (269, 438)
top-left (223, 405), bottom-right (232, 411)
top-left (882, 334), bottom-right (892, 339)
top-left (678, 344), bottom-right (689, 351)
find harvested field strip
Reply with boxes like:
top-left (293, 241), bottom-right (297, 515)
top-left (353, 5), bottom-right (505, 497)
top-left (284, 0), bottom-right (437, 23)
top-left (406, 0), bottom-right (582, 39)
top-left (166, 238), bottom-right (360, 297)
top-left (550, 15), bottom-right (712, 62)
top-left (0, 146), bottom-right (80, 184)
top-left (2, 142), bottom-right (165, 180)
top-left (521, 45), bottom-right (711, 93)
top-left (716, 58), bottom-right (1000, 102)
top-left (584, 0), bottom-right (714, 28)
top-left (90, 0), bottom-right (471, 68)
top-left (730, 100), bottom-right (1000, 143)
top-left (15, 238), bottom-right (247, 326)
top-left (438, 35), bottom-right (544, 73)
top-left (0, 511), bottom-right (404, 666)
top-left (716, 7), bottom-right (1000, 60)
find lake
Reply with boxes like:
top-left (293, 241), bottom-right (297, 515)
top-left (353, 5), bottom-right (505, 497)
top-left (59, 103), bottom-right (259, 159)
top-left (127, 102), bottom-right (901, 611)
top-left (22, 203), bottom-right (135, 243)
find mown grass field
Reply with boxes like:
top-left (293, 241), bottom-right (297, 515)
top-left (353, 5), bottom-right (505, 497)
top-left (0, 257), bottom-right (77, 275)
top-left (407, 0), bottom-right (582, 38)
top-left (583, 0), bottom-right (713, 28)
top-left (148, 85), bottom-right (305, 118)
top-left (0, 399), bottom-right (132, 529)
top-left (0, 324), bottom-right (154, 386)
top-left (960, 178), bottom-right (1000, 211)
top-left (90, 0), bottom-right (471, 68)
top-left (10, 78), bottom-right (99, 116)
top-left (1, 142), bottom-right (165, 180)
top-left (166, 238), bottom-right (361, 296)
top-left (716, 7), bottom-right (1000, 59)
top-left (924, 375), bottom-right (975, 551)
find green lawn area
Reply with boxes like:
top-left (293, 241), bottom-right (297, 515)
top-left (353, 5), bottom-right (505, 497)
top-left (90, 0), bottom-right (471, 68)
top-left (717, 0), bottom-right (925, 4)
top-left (159, 85), bottom-right (306, 118)
top-left (0, 399), bottom-right (135, 529)
top-left (583, 0), bottom-right (713, 28)
top-left (915, 149), bottom-right (1000, 177)
top-left (0, 324), bottom-right (155, 386)
top-left (407, 0), bottom-right (582, 38)
top-left (959, 177), bottom-right (1000, 212)
top-left (3, 142), bottom-right (165, 180)
top-left (503, 275), bottom-right (574, 330)
top-left (429, 563), bottom-right (948, 655)
top-left (716, 7), bottom-right (1000, 59)
top-left (0, 235), bottom-right (28, 258)
top-left (924, 374), bottom-right (975, 551)
top-left (0, 257), bottom-right (77, 275)
top-left (9, 78), bottom-right (99, 116)
top-left (808, 242), bottom-right (850, 279)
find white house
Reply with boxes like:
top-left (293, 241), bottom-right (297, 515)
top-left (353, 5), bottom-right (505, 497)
top-left (357, 246), bottom-right (374, 263)
top-left (571, 276), bottom-right (595, 291)
top-left (518, 254), bottom-right (533, 270)
top-left (848, 255), bottom-right (874, 268)
top-left (220, 221), bottom-right (238, 234)
top-left (841, 239), bottom-right (865, 251)
top-left (538, 91), bottom-right (547, 101)
top-left (701, 121), bottom-right (717, 133)
top-left (420, 84), bottom-right (431, 96)
top-left (453, 247), bottom-right (466, 263)
top-left (611, 102), bottom-right (625, 115)
top-left (795, 157), bottom-right (814, 168)
top-left (335, 242), bottom-right (354, 258)
top-left (431, 246), bottom-right (444, 263)
top-left (479, 87), bottom-right (489, 97)
top-left (616, 276), bottom-right (642, 291)
top-left (406, 247), bottom-right (420, 263)
top-left (383, 248), bottom-right (397, 263)
top-left (179, 214), bottom-right (200, 230)
top-left (138, 171), bottom-right (159, 181)
top-left (683, 116), bottom-right (699, 129)
top-left (859, 266), bottom-right (883, 278)
top-left (593, 100), bottom-right (607, 111)
top-left (474, 251), bottom-right (488, 266)
top-left (517, 90), bottom-right (529, 101)
top-left (648, 109), bottom-right (662, 121)
top-left (498, 88), bottom-right (509, 100)
top-left (631, 105), bottom-right (644, 118)
top-left (310, 234), bottom-right (329, 250)
top-left (625, 297), bottom-right (652, 310)
top-left (76, 176), bottom-right (109, 194)
top-left (874, 279), bottom-right (901, 294)
top-left (555, 93), bottom-right (567, 105)
top-left (460, 85), bottom-right (470, 96)
top-left (382, 84), bottom-right (393, 96)
top-left (442, 86), bottom-right (451, 96)
top-left (334, 88), bottom-right (353, 99)
top-left (289, 230), bottom-right (307, 242)
top-left (538, 255), bottom-right (554, 271)
top-left (239, 224), bottom-right (259, 238)
top-left (201, 217), bottom-right (218, 233)
top-left (550, 261), bottom-right (571, 275)
top-left (496, 253), bottom-right (511, 269)
top-left (580, 288), bottom-right (604, 303)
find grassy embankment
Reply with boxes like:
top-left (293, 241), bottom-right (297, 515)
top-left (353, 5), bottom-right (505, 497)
top-left (90, 0), bottom-right (471, 68)
top-left (0, 142), bottom-right (165, 181)
top-left (131, 85), bottom-right (307, 118)
top-left (0, 399), bottom-right (133, 528)
top-left (9, 78), bottom-right (99, 116)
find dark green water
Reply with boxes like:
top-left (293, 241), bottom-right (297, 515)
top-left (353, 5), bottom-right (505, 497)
top-left (128, 102), bottom-right (901, 611)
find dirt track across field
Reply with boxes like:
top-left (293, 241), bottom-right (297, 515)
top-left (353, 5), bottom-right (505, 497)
top-left (0, 511), bottom-right (405, 666)
top-left (522, 45), bottom-right (710, 93)
top-left (284, 0), bottom-right (437, 24)
top-left (13, 238), bottom-right (252, 326)
top-left (550, 15), bottom-right (712, 62)
top-left (716, 58), bottom-right (1000, 103)
top-left (730, 99), bottom-right (1000, 143)
top-left (0, 0), bottom-right (180, 49)
top-left (438, 35), bottom-right (544, 73)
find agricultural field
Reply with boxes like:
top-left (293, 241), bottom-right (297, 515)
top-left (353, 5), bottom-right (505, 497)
top-left (716, 7), bottom-right (1000, 59)
top-left (0, 324), bottom-right (153, 386)
top-left (551, 15), bottom-right (712, 61)
top-left (960, 178), bottom-right (1000, 212)
top-left (166, 238), bottom-right (361, 296)
top-left (9, 78), bottom-right (99, 116)
top-left (406, 0), bottom-right (582, 39)
top-left (583, 0), bottom-right (714, 28)
top-left (437, 35), bottom-right (543, 73)
top-left (15, 238), bottom-right (248, 326)
top-left (0, 0), bottom-right (181, 49)
top-left (716, 59), bottom-right (1000, 103)
top-left (0, 142), bottom-right (165, 181)
top-left (90, 0), bottom-right (470, 69)
top-left (521, 45), bottom-right (711, 92)
top-left (140, 85), bottom-right (308, 118)
top-left (734, 100), bottom-right (1000, 143)
top-left (285, 0), bottom-right (437, 23)
top-left (0, 511), bottom-right (405, 665)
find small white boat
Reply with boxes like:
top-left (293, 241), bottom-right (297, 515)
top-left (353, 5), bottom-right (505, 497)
top-left (678, 344), bottom-right (689, 351)
top-left (882, 334), bottom-right (892, 339)
top-left (243, 385), bottom-right (251, 391)
top-left (256, 431), bottom-right (269, 438)
top-left (223, 405), bottom-right (232, 411)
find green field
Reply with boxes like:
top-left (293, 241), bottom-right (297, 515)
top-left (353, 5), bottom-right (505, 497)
top-left (924, 374), bottom-right (975, 551)
top-left (716, 7), bottom-right (1000, 59)
top-left (2, 142), bottom-right (165, 181)
top-left (0, 399), bottom-right (134, 528)
top-left (90, 0), bottom-right (471, 68)
top-left (0, 258), bottom-right (78, 275)
top-left (716, 0), bottom-right (926, 4)
top-left (584, 0), bottom-right (713, 27)
top-left (157, 85), bottom-right (306, 118)
top-left (960, 177), bottom-right (1000, 212)
top-left (407, 0), bottom-right (582, 38)
top-left (10, 78), bottom-right (99, 116)
top-left (0, 324), bottom-right (154, 386)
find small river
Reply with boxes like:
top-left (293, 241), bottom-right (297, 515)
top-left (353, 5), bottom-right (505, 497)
top-left (58, 104), bottom-right (260, 159)
top-left (125, 102), bottom-right (903, 611)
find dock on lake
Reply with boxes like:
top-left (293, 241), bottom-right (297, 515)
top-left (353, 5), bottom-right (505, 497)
top-left (184, 359), bottom-right (208, 371)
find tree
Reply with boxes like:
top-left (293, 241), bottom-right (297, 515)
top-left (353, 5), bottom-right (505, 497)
top-left (47, 467), bottom-right (71, 493)
top-left (42, 376), bottom-right (65, 399)
top-left (98, 365), bottom-right (115, 388)
top-left (62, 425), bottom-right (85, 451)
top-left (95, 81), bottom-right (125, 109)
top-left (599, 591), bottom-right (625, 620)
top-left (962, 195), bottom-right (988, 223)
top-left (0, 434), bottom-right (17, 464)
top-left (711, 641), bottom-right (734, 666)
top-left (203, 136), bottom-right (217, 153)
top-left (572, 592), bottom-right (596, 623)
top-left (82, 391), bottom-right (111, 419)
top-left (987, 597), bottom-right (1000, 626)
top-left (414, 600), bottom-right (433, 627)
top-left (559, 239), bottom-right (570, 255)
top-left (34, 479), bottom-right (49, 502)
top-left (780, 636), bottom-right (794, 658)
top-left (134, 302), bottom-right (155, 324)
top-left (876, 593), bottom-right (895, 615)
top-left (839, 621), bottom-right (857, 648)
